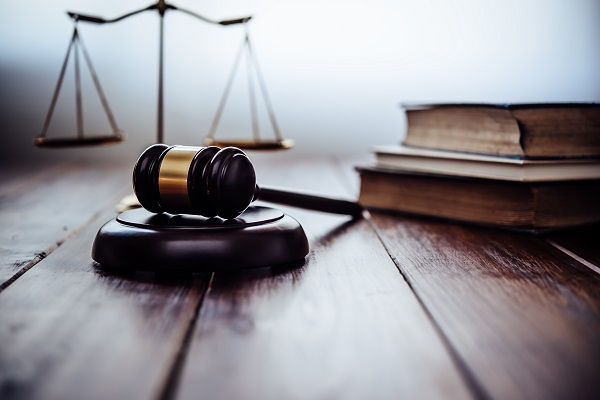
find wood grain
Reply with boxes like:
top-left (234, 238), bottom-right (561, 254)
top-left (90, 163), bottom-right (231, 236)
top-left (174, 158), bottom-right (473, 400)
top-left (0, 159), bottom-right (132, 287)
top-left (369, 212), bottom-right (600, 399)
top-left (0, 186), bottom-right (210, 400)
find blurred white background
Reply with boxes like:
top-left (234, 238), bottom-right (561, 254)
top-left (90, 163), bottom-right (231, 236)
top-left (1, 0), bottom-right (599, 164)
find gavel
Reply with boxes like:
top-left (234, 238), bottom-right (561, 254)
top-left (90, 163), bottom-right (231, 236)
top-left (133, 144), bottom-right (363, 219)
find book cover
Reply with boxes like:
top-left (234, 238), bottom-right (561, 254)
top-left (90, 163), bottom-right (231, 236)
top-left (401, 103), bottom-right (600, 159)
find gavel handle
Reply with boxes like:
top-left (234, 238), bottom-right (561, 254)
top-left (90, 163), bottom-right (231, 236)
top-left (256, 185), bottom-right (363, 218)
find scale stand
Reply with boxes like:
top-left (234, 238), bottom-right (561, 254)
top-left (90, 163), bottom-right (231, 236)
top-left (35, 0), bottom-right (293, 150)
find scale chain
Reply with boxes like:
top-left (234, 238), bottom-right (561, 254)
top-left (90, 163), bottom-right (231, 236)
top-left (245, 33), bottom-right (283, 141)
top-left (78, 33), bottom-right (121, 133)
top-left (39, 27), bottom-right (78, 138)
top-left (207, 30), bottom-right (283, 143)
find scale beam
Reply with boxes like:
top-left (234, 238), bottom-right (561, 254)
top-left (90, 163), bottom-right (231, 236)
top-left (67, 1), bottom-right (251, 26)
top-left (66, 5), bottom-right (158, 24)
top-left (174, 7), bottom-right (251, 25)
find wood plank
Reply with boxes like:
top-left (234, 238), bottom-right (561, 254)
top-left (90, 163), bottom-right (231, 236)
top-left (0, 159), bottom-right (132, 287)
top-left (546, 225), bottom-right (600, 275)
top-left (0, 159), bottom-right (72, 198)
top-left (369, 212), bottom-right (600, 399)
top-left (0, 186), bottom-right (210, 400)
top-left (175, 157), bottom-right (473, 400)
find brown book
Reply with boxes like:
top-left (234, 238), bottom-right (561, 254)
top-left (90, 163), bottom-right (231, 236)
top-left (402, 103), bottom-right (600, 159)
top-left (356, 166), bottom-right (600, 232)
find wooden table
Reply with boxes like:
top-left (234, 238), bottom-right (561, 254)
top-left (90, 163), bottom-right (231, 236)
top-left (1, 154), bottom-right (599, 400)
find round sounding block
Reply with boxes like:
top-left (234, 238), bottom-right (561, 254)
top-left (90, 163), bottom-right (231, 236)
top-left (92, 206), bottom-right (309, 272)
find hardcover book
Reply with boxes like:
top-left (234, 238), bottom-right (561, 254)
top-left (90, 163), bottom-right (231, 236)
top-left (402, 103), bottom-right (600, 159)
top-left (357, 166), bottom-right (600, 232)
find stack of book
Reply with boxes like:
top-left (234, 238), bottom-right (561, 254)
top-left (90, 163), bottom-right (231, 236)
top-left (357, 103), bottom-right (600, 232)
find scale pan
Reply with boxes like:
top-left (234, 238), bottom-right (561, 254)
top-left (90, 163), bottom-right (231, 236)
top-left (202, 137), bottom-right (294, 150)
top-left (34, 133), bottom-right (124, 148)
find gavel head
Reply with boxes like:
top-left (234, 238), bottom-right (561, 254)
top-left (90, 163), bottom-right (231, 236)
top-left (133, 144), bottom-right (257, 219)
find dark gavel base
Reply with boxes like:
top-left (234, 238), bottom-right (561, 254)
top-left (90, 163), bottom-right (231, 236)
top-left (92, 206), bottom-right (309, 272)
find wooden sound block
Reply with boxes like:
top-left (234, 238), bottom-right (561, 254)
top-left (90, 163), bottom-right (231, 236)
top-left (92, 206), bottom-right (309, 272)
